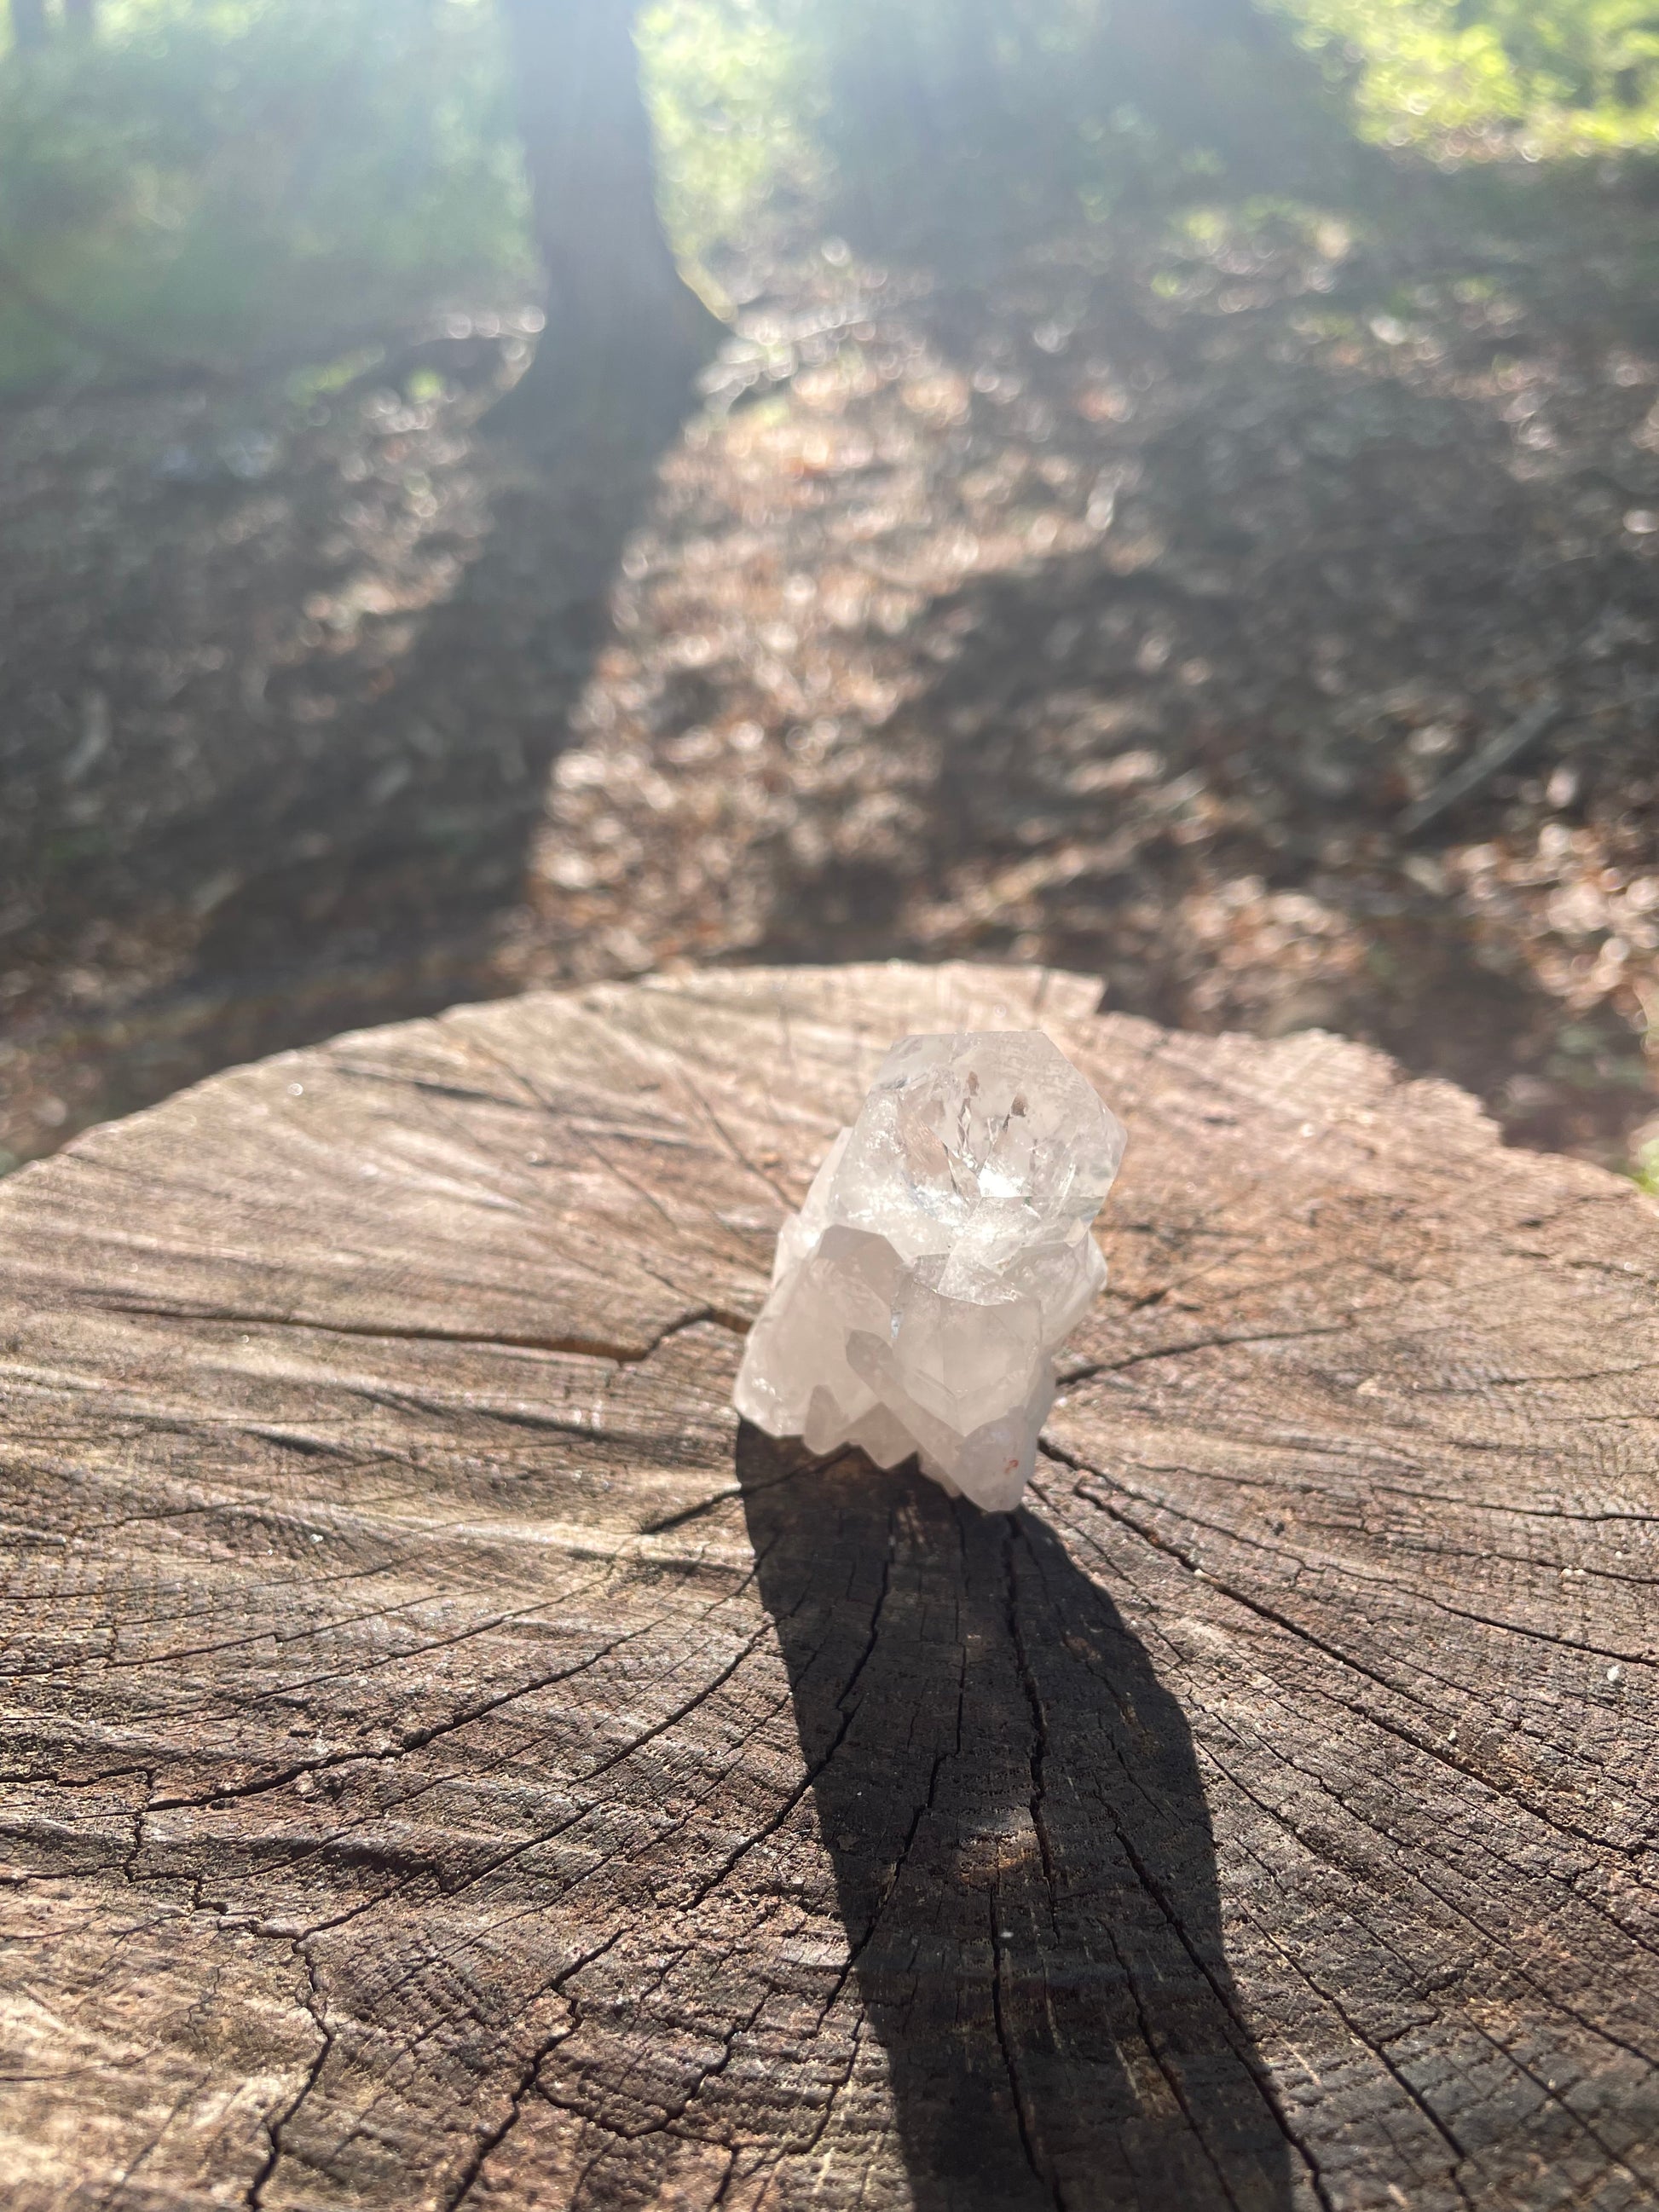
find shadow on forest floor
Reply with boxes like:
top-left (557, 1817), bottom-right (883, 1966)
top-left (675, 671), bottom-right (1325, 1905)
top-left (0, 338), bottom-right (660, 1157)
top-left (3, 175), bottom-right (1658, 1175)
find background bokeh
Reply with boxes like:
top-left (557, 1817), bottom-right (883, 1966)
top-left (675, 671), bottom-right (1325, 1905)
top-left (3, 0), bottom-right (1658, 1187)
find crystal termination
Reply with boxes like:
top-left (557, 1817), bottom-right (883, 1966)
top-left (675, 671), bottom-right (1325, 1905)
top-left (734, 1030), bottom-right (1126, 1511)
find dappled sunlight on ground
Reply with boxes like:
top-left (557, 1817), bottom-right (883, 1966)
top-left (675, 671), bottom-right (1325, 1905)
top-left (506, 222), bottom-right (1659, 1160)
top-left (3, 211), bottom-right (1657, 1174)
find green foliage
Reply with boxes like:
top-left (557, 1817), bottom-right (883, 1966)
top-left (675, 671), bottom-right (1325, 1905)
top-left (643, 0), bottom-right (1659, 258)
top-left (641, 0), bottom-right (1362, 261)
top-left (0, 0), bottom-right (529, 394)
top-left (637, 0), bottom-right (823, 263)
top-left (1281, 0), bottom-right (1659, 150)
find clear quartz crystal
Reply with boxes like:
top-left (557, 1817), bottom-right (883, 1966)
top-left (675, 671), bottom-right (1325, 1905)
top-left (734, 1030), bottom-right (1126, 1510)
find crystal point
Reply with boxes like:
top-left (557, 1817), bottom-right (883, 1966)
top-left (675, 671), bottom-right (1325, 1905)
top-left (734, 1031), bottom-right (1125, 1510)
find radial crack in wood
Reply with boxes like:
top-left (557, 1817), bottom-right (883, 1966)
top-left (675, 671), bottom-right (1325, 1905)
top-left (0, 962), bottom-right (1656, 2210)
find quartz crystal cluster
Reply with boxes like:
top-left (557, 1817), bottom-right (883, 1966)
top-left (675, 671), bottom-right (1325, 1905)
top-left (734, 1031), bottom-right (1126, 1510)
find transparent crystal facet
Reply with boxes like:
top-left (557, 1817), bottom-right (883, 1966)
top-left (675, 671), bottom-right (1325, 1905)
top-left (734, 1030), bottom-right (1126, 1510)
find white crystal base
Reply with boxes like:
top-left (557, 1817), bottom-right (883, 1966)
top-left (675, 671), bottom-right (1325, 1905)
top-left (772, 1361), bottom-right (1057, 1514)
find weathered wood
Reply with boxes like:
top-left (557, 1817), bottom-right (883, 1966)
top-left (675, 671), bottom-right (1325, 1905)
top-left (1, 961), bottom-right (1656, 2210)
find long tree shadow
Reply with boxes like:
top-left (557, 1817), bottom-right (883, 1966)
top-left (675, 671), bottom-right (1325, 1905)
top-left (184, 430), bottom-right (658, 1020)
top-left (1, 375), bottom-right (684, 1163)
top-left (737, 1423), bottom-right (1292, 2211)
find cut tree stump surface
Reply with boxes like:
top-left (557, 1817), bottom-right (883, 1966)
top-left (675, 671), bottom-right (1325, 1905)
top-left (3, 961), bottom-right (1657, 2212)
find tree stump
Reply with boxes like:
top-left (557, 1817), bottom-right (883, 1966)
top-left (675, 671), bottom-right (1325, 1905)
top-left (3, 962), bottom-right (1656, 2212)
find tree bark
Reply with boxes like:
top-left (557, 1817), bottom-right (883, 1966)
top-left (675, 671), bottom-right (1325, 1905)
top-left (488, 0), bottom-right (722, 453)
top-left (2, 962), bottom-right (1657, 2209)
top-left (9, 0), bottom-right (48, 53)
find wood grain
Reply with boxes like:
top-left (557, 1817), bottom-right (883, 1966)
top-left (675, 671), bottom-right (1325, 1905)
top-left (2, 962), bottom-right (1656, 2211)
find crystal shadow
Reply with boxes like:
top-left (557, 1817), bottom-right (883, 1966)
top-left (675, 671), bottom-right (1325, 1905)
top-left (737, 1422), bottom-right (1293, 2211)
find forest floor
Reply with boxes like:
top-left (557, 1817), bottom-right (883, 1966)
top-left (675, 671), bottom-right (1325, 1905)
top-left (4, 176), bottom-right (1659, 1177)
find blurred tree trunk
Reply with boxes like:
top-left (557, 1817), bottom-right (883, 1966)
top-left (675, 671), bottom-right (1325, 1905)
top-left (10, 0), bottom-right (49, 53)
top-left (1105, 0), bottom-right (1360, 192)
top-left (488, 0), bottom-right (722, 452)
